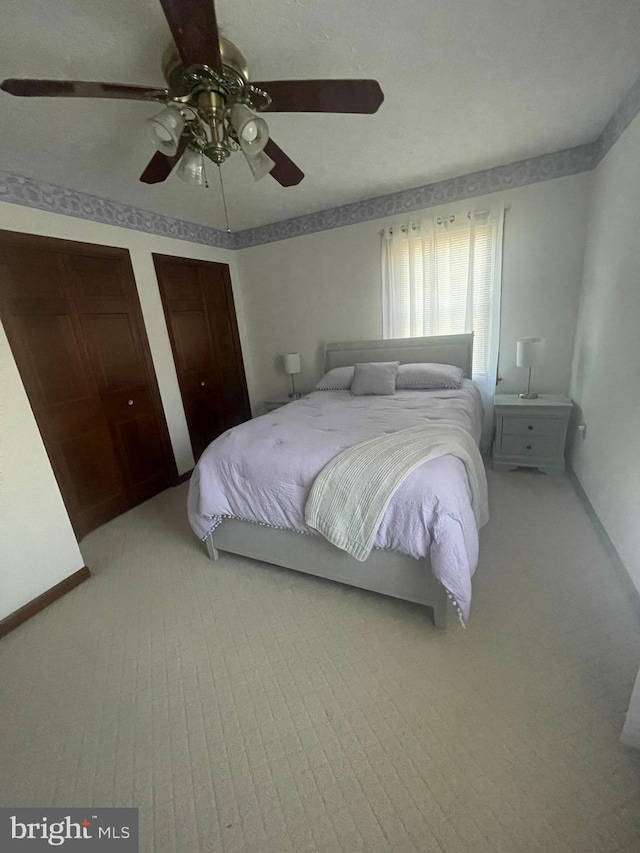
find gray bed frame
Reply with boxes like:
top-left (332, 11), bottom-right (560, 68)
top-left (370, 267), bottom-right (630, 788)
top-left (204, 333), bottom-right (474, 628)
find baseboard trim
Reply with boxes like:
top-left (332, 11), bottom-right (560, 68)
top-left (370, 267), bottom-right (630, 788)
top-left (174, 469), bottom-right (193, 485)
top-left (0, 566), bottom-right (91, 640)
top-left (567, 466), bottom-right (640, 618)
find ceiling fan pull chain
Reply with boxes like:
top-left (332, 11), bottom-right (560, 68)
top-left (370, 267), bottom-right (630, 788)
top-left (217, 165), bottom-right (231, 233)
top-left (202, 154), bottom-right (209, 190)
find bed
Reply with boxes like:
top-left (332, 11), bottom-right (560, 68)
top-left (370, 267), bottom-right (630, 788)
top-left (188, 334), bottom-right (485, 628)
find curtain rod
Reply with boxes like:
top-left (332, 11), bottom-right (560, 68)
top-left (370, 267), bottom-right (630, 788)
top-left (378, 204), bottom-right (511, 235)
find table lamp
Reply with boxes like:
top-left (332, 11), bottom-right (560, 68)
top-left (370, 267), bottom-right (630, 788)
top-left (283, 352), bottom-right (302, 399)
top-left (516, 337), bottom-right (545, 399)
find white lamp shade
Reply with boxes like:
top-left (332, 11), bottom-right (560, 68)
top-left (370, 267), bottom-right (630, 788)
top-left (516, 337), bottom-right (546, 368)
top-left (244, 149), bottom-right (275, 181)
top-left (146, 106), bottom-right (185, 155)
top-left (230, 104), bottom-right (269, 155)
top-left (283, 353), bottom-right (301, 375)
top-left (176, 148), bottom-right (207, 186)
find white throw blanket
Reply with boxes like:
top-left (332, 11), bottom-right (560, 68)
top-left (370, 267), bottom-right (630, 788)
top-left (305, 422), bottom-right (488, 563)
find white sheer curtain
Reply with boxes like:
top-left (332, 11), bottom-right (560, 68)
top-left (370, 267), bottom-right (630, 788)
top-left (381, 207), bottom-right (505, 448)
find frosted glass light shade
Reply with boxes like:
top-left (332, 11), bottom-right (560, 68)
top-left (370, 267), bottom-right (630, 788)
top-left (244, 150), bottom-right (275, 181)
top-left (230, 104), bottom-right (269, 155)
top-left (147, 106), bottom-right (185, 155)
top-left (516, 337), bottom-right (545, 368)
top-left (176, 148), bottom-right (206, 187)
top-left (283, 353), bottom-right (301, 375)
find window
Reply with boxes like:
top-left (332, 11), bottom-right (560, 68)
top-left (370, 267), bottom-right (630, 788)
top-left (381, 208), bottom-right (504, 383)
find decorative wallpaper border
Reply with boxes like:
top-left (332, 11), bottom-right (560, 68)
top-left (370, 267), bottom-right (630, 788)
top-left (0, 172), bottom-right (235, 250)
top-left (596, 72), bottom-right (640, 164)
top-left (233, 143), bottom-right (600, 248)
top-left (1, 71), bottom-right (639, 250)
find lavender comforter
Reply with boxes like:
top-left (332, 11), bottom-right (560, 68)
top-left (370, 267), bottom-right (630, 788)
top-left (188, 381), bottom-right (485, 615)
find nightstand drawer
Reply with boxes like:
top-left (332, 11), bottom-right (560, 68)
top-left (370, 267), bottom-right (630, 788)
top-left (501, 434), bottom-right (557, 458)
top-left (502, 417), bottom-right (560, 437)
top-left (493, 394), bottom-right (572, 475)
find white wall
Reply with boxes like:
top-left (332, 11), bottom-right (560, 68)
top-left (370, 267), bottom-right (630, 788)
top-left (0, 201), bottom-right (252, 620)
top-left (564, 116), bottom-right (640, 746)
top-left (569, 114), bottom-right (640, 750)
top-left (0, 321), bottom-right (86, 619)
top-left (237, 173), bottom-right (592, 411)
top-left (569, 114), bottom-right (640, 593)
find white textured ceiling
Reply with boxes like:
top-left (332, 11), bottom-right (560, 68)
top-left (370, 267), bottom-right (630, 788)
top-left (1, 0), bottom-right (639, 232)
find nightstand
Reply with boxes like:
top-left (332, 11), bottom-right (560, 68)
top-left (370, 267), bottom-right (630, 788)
top-left (264, 395), bottom-right (295, 413)
top-left (493, 394), bottom-right (573, 475)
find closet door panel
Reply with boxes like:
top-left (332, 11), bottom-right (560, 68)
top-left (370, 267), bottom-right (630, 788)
top-left (153, 255), bottom-right (249, 462)
top-left (202, 265), bottom-right (249, 431)
top-left (67, 250), bottom-right (175, 505)
top-left (10, 311), bottom-right (92, 406)
top-left (59, 427), bottom-right (128, 514)
top-left (82, 313), bottom-right (146, 390)
top-left (0, 232), bottom-right (175, 537)
top-left (0, 241), bottom-right (129, 536)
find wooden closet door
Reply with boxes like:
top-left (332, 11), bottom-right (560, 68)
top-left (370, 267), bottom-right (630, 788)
top-left (0, 232), bottom-right (176, 538)
top-left (153, 255), bottom-right (250, 461)
top-left (65, 252), bottom-right (175, 507)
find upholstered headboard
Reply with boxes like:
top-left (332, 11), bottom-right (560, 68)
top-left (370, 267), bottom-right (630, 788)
top-left (325, 334), bottom-right (474, 378)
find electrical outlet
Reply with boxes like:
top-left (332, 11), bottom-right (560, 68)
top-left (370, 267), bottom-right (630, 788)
top-left (577, 423), bottom-right (587, 439)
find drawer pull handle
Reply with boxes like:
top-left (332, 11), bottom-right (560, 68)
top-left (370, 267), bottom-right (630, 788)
top-left (528, 425), bottom-right (533, 430)
top-left (128, 399), bottom-right (134, 406)
top-left (526, 444), bottom-right (532, 450)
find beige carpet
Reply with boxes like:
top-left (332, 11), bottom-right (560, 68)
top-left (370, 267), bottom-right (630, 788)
top-left (1, 469), bottom-right (640, 852)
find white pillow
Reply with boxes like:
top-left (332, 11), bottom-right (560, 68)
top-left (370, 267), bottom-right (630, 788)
top-left (315, 366), bottom-right (354, 391)
top-left (351, 361), bottom-right (399, 396)
top-left (396, 362), bottom-right (464, 390)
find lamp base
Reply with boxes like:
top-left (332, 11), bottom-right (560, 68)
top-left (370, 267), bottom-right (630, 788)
top-left (288, 392), bottom-right (302, 399)
top-left (518, 392), bottom-right (539, 399)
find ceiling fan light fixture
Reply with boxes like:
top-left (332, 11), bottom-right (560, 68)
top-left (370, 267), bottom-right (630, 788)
top-left (176, 147), bottom-right (207, 187)
top-left (147, 105), bottom-right (185, 155)
top-left (2, 0), bottom-right (385, 193)
top-left (242, 121), bottom-right (258, 143)
top-left (244, 149), bottom-right (275, 182)
top-left (230, 103), bottom-right (268, 154)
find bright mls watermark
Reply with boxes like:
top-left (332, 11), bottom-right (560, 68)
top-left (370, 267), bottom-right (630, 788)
top-left (0, 809), bottom-right (138, 851)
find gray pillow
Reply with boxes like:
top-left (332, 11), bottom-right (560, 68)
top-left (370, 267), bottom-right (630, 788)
top-left (351, 361), bottom-right (399, 396)
top-left (315, 366), bottom-right (354, 390)
top-left (396, 362), bottom-right (464, 390)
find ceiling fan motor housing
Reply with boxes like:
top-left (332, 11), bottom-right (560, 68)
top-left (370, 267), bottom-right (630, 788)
top-left (161, 37), bottom-right (249, 101)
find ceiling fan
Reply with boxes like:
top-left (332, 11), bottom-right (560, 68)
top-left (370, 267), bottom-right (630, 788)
top-left (0, 0), bottom-right (384, 192)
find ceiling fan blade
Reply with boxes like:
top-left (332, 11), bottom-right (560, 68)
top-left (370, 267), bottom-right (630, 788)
top-left (158, 0), bottom-right (221, 70)
top-left (253, 79), bottom-right (384, 114)
top-left (263, 139), bottom-right (304, 187)
top-left (1, 78), bottom-right (168, 101)
top-left (140, 137), bottom-right (187, 184)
